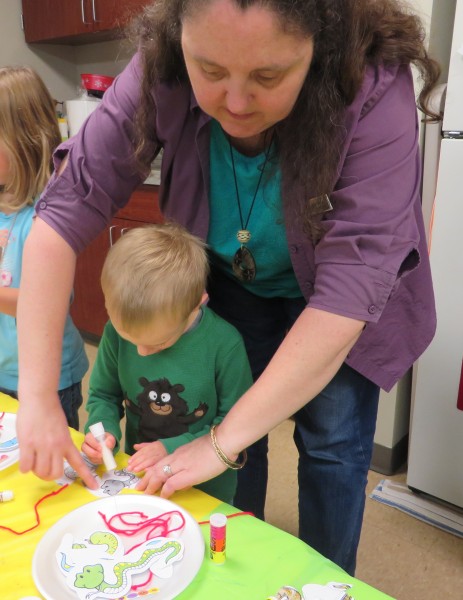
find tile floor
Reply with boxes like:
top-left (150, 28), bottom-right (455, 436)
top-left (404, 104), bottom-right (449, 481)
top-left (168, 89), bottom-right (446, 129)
top-left (81, 342), bottom-right (463, 600)
top-left (267, 419), bottom-right (463, 600)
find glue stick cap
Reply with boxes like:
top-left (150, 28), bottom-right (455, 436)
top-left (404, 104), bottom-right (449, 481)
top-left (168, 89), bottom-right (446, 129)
top-left (1, 490), bottom-right (14, 501)
top-left (210, 513), bottom-right (227, 528)
top-left (89, 422), bottom-right (105, 440)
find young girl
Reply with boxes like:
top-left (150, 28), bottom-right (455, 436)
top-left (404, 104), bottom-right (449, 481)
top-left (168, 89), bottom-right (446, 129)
top-left (0, 66), bottom-right (88, 429)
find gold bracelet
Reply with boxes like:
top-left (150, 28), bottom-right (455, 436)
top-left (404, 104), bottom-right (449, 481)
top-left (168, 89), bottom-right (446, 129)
top-left (210, 424), bottom-right (247, 470)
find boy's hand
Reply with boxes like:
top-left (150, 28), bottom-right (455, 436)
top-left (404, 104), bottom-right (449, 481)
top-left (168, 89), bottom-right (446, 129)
top-left (128, 441), bottom-right (168, 473)
top-left (82, 431), bottom-right (116, 465)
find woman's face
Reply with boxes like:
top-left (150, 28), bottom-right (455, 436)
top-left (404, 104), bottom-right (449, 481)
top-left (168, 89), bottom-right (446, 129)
top-left (181, 0), bottom-right (314, 142)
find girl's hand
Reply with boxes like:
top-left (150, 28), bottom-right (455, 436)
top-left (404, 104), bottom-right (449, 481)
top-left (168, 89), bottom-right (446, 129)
top-left (17, 398), bottom-right (99, 489)
top-left (82, 431), bottom-right (116, 465)
top-left (128, 441), bottom-right (168, 473)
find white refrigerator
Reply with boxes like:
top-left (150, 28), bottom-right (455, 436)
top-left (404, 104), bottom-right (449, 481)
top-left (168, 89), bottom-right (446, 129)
top-left (407, 0), bottom-right (463, 507)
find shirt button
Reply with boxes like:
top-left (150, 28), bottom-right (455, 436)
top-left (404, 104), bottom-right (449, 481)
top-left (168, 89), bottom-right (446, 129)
top-left (306, 281), bottom-right (313, 289)
top-left (368, 305), bottom-right (377, 314)
top-left (39, 201), bottom-right (47, 209)
top-left (289, 245), bottom-right (298, 254)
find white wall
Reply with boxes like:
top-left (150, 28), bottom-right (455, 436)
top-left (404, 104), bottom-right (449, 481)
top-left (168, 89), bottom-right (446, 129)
top-left (74, 39), bottom-right (133, 80)
top-left (1, 2), bottom-right (134, 103)
top-left (415, 0), bottom-right (457, 82)
top-left (1, 2), bottom-right (77, 101)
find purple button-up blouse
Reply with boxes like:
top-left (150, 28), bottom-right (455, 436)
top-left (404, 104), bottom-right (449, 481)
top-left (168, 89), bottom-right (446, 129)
top-left (37, 54), bottom-right (436, 391)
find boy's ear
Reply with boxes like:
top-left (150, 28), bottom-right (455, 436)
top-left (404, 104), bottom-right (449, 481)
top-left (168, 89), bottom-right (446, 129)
top-left (200, 291), bottom-right (209, 305)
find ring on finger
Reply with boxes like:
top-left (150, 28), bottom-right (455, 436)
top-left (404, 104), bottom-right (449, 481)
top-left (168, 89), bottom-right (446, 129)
top-left (163, 464), bottom-right (173, 477)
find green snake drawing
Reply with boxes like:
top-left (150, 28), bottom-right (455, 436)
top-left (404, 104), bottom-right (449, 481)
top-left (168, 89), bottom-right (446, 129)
top-left (65, 531), bottom-right (182, 596)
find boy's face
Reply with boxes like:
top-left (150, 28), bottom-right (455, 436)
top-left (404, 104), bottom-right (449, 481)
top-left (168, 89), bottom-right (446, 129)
top-left (110, 312), bottom-right (191, 356)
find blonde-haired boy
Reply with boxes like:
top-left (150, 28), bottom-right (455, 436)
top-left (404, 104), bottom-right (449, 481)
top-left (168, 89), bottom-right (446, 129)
top-left (83, 223), bottom-right (252, 502)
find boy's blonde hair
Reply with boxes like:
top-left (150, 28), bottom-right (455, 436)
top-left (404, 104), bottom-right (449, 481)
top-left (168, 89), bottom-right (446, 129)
top-left (101, 223), bottom-right (209, 332)
top-left (0, 66), bottom-right (61, 211)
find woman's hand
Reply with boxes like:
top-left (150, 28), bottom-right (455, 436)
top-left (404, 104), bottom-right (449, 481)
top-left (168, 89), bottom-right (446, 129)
top-left (135, 432), bottom-right (227, 497)
top-left (17, 397), bottom-right (99, 489)
top-left (82, 431), bottom-right (116, 465)
top-left (127, 440), bottom-right (168, 473)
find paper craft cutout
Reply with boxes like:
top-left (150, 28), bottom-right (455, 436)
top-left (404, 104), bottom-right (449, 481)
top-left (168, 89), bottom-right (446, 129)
top-left (56, 454), bottom-right (98, 486)
top-left (0, 436), bottom-right (18, 451)
top-left (0, 412), bottom-right (19, 451)
top-left (57, 455), bottom-right (139, 497)
top-left (56, 530), bottom-right (184, 599)
top-left (302, 582), bottom-right (353, 600)
top-left (0, 413), bottom-right (20, 470)
top-left (92, 469), bottom-right (139, 498)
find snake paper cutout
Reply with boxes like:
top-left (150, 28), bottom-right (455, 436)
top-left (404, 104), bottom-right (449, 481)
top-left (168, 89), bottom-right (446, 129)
top-left (56, 530), bottom-right (184, 599)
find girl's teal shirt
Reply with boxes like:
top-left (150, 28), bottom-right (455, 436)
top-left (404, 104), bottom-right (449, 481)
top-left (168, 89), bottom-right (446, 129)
top-left (0, 202), bottom-right (88, 392)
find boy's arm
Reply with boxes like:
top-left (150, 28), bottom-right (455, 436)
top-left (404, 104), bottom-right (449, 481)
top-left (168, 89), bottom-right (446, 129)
top-left (212, 339), bottom-right (253, 421)
top-left (0, 287), bottom-right (18, 317)
top-left (84, 322), bottom-right (125, 453)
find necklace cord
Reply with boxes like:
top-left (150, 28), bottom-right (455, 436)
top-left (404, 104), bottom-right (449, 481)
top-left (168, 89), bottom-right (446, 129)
top-left (228, 133), bottom-right (275, 232)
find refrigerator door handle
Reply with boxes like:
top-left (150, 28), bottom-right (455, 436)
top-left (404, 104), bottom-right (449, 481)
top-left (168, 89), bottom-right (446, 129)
top-left (457, 358), bottom-right (463, 411)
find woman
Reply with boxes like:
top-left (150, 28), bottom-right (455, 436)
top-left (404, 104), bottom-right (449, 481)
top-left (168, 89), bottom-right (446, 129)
top-left (17, 0), bottom-right (440, 574)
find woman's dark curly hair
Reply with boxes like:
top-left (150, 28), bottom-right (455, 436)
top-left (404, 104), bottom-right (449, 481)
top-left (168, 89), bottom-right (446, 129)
top-left (129, 0), bottom-right (440, 219)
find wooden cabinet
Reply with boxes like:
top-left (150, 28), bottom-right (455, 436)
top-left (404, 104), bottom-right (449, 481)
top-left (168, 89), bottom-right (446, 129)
top-left (70, 185), bottom-right (163, 340)
top-left (22, 0), bottom-right (150, 44)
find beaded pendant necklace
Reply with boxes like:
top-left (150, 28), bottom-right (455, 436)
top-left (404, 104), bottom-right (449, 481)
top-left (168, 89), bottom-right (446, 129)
top-left (228, 133), bottom-right (275, 282)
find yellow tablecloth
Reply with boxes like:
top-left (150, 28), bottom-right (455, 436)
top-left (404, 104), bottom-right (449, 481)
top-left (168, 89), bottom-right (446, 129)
top-left (0, 394), bottom-right (395, 599)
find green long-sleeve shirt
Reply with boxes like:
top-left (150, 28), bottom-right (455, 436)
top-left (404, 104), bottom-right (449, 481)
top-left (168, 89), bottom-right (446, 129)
top-left (85, 306), bottom-right (252, 501)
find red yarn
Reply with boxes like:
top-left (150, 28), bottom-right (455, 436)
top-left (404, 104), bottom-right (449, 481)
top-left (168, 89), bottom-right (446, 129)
top-left (0, 484), bottom-right (69, 535)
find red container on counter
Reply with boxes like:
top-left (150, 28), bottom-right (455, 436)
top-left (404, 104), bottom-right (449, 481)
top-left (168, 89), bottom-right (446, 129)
top-left (80, 73), bottom-right (114, 97)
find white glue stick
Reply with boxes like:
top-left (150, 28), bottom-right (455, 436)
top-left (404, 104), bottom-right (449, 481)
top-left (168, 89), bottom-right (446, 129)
top-left (209, 512), bottom-right (227, 564)
top-left (0, 490), bottom-right (14, 502)
top-left (89, 422), bottom-right (117, 471)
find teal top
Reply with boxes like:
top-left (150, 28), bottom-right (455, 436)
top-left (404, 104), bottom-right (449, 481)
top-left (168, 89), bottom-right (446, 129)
top-left (0, 203), bottom-right (88, 392)
top-left (85, 306), bottom-right (253, 502)
top-left (208, 119), bottom-right (302, 298)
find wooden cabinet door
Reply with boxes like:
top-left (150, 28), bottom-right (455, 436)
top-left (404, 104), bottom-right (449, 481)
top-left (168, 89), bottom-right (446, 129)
top-left (22, 0), bottom-right (149, 43)
top-left (70, 186), bottom-right (163, 340)
top-left (71, 217), bottom-right (145, 339)
top-left (22, 0), bottom-right (94, 43)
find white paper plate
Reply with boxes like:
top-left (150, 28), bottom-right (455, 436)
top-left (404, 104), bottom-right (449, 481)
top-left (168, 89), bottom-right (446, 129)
top-left (0, 412), bottom-right (20, 471)
top-left (32, 495), bottom-right (205, 600)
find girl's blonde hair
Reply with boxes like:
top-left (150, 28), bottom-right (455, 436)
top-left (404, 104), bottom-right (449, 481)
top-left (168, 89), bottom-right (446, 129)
top-left (101, 223), bottom-right (209, 332)
top-left (0, 66), bottom-right (61, 211)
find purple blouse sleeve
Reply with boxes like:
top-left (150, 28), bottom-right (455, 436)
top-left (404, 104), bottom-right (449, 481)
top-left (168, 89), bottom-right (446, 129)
top-left (36, 54), bottom-right (147, 254)
top-left (308, 64), bottom-right (423, 323)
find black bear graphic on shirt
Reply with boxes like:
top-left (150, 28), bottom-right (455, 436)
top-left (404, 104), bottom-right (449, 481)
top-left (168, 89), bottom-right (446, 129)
top-left (125, 377), bottom-right (208, 441)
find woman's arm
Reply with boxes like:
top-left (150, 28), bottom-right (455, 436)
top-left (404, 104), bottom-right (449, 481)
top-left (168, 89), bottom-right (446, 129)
top-left (16, 217), bottom-right (97, 488)
top-left (140, 306), bottom-right (365, 496)
top-left (218, 307), bottom-right (364, 453)
top-left (0, 287), bottom-right (18, 316)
